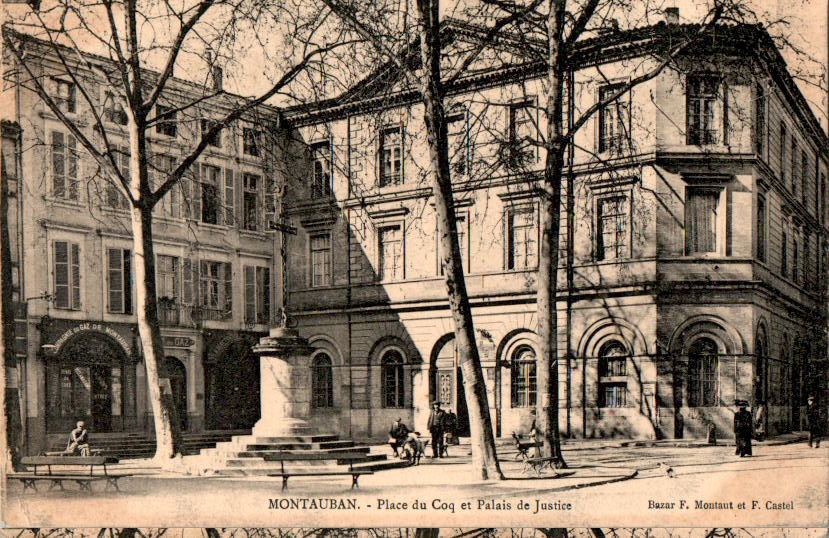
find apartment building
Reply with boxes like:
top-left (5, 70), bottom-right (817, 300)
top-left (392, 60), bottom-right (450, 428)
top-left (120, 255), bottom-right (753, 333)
top-left (2, 32), bottom-right (279, 454)
top-left (277, 18), bottom-right (828, 440)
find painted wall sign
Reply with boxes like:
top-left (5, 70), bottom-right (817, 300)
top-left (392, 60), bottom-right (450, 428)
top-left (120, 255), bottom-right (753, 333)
top-left (163, 336), bottom-right (195, 349)
top-left (52, 323), bottom-right (131, 356)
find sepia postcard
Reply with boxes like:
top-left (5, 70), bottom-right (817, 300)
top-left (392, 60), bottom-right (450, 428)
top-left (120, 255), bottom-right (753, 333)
top-left (0, 0), bottom-right (827, 530)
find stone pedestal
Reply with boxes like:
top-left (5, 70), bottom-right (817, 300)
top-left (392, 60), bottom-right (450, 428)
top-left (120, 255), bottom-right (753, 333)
top-left (251, 327), bottom-right (314, 437)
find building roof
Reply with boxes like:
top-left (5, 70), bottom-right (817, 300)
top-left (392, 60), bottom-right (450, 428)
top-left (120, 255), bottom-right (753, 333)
top-left (282, 18), bottom-right (828, 152)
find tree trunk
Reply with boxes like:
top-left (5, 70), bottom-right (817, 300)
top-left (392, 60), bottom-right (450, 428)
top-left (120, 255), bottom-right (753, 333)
top-left (416, 0), bottom-right (503, 480)
top-left (128, 123), bottom-right (182, 460)
top-left (536, 0), bottom-right (566, 464)
top-left (1, 140), bottom-right (22, 473)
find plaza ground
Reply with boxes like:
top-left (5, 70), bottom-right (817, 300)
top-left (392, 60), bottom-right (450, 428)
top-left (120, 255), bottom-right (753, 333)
top-left (3, 436), bottom-right (827, 528)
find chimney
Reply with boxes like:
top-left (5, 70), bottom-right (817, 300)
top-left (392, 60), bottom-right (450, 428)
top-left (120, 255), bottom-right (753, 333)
top-left (205, 50), bottom-right (223, 91)
top-left (665, 7), bottom-right (679, 25)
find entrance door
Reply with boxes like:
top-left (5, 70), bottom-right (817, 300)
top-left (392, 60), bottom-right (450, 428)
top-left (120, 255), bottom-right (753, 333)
top-left (166, 358), bottom-right (188, 431)
top-left (205, 341), bottom-right (261, 430)
top-left (91, 365), bottom-right (112, 432)
top-left (455, 367), bottom-right (470, 436)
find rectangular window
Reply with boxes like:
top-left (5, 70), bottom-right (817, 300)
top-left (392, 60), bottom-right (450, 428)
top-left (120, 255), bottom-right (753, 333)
top-left (156, 255), bottom-right (180, 300)
top-left (598, 84), bottom-right (630, 154)
top-left (686, 75), bottom-right (721, 145)
top-left (507, 206), bottom-right (537, 269)
top-left (596, 196), bottom-right (629, 261)
top-left (224, 169), bottom-right (235, 225)
top-left (791, 140), bottom-right (799, 196)
top-left (803, 233), bottom-right (811, 288)
top-left (243, 128), bottom-right (261, 157)
top-left (200, 164), bottom-right (221, 225)
top-left (243, 174), bottom-right (260, 231)
top-left (199, 260), bottom-right (232, 320)
top-left (155, 105), bottom-right (177, 137)
top-left (801, 150), bottom-right (808, 204)
top-left (311, 141), bottom-right (332, 198)
top-left (781, 229), bottom-right (788, 278)
top-left (53, 241), bottom-right (81, 310)
top-left (107, 248), bottom-right (132, 314)
top-left (106, 147), bottom-right (130, 210)
top-left (378, 225), bottom-right (403, 281)
top-left (792, 234), bottom-right (799, 284)
top-left (244, 265), bottom-right (270, 325)
top-left (379, 126), bottom-right (402, 186)
top-left (755, 84), bottom-right (765, 155)
top-left (439, 214), bottom-right (468, 275)
top-left (311, 234), bottom-right (332, 287)
top-left (447, 112), bottom-right (468, 176)
top-left (509, 101), bottom-right (534, 167)
top-left (153, 155), bottom-right (180, 218)
top-left (51, 131), bottom-right (79, 200)
top-left (757, 194), bottom-right (766, 262)
top-left (103, 91), bottom-right (128, 125)
top-left (780, 123), bottom-right (787, 184)
top-left (201, 119), bottom-right (221, 147)
top-left (685, 189), bottom-right (719, 254)
top-left (53, 79), bottom-right (76, 113)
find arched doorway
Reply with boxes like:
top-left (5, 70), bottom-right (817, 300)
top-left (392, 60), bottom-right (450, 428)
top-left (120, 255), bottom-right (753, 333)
top-left (165, 357), bottom-right (188, 431)
top-left (46, 332), bottom-right (132, 433)
top-left (429, 338), bottom-right (470, 436)
top-left (204, 340), bottom-right (260, 430)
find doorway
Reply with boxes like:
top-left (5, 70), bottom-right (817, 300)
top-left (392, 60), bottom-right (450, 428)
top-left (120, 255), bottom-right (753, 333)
top-left (431, 337), bottom-right (470, 437)
top-left (165, 357), bottom-right (188, 431)
top-left (205, 340), bottom-right (261, 430)
top-left (91, 365), bottom-right (112, 432)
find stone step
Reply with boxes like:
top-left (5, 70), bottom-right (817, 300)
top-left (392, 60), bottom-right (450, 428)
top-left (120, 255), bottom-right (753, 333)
top-left (245, 434), bottom-right (340, 444)
top-left (240, 441), bottom-right (359, 451)
top-left (230, 446), bottom-right (371, 458)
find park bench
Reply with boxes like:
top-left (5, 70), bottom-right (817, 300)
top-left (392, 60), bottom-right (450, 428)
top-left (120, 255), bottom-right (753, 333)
top-left (264, 451), bottom-right (374, 491)
top-left (10, 455), bottom-right (125, 492)
top-left (512, 432), bottom-right (536, 462)
top-left (523, 455), bottom-right (565, 477)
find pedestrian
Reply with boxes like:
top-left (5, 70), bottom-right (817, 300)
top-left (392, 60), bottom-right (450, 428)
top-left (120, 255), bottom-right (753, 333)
top-left (733, 400), bottom-right (753, 457)
top-left (806, 395), bottom-right (822, 448)
top-left (753, 400), bottom-right (766, 441)
top-left (388, 417), bottom-right (410, 458)
top-left (427, 401), bottom-right (445, 458)
top-left (65, 420), bottom-right (90, 456)
top-left (442, 408), bottom-right (459, 456)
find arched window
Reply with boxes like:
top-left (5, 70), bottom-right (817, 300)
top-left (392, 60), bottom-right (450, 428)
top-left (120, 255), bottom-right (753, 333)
top-left (381, 350), bottom-right (405, 408)
top-left (688, 338), bottom-right (718, 407)
top-left (311, 353), bottom-right (333, 408)
top-left (511, 345), bottom-right (536, 408)
top-left (598, 341), bottom-right (628, 408)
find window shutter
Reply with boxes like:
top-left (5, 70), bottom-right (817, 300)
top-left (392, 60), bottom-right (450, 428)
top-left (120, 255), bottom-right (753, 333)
top-left (193, 165), bottom-right (202, 220)
top-left (108, 248), bottom-right (123, 313)
top-left (244, 266), bottom-right (255, 324)
top-left (224, 168), bottom-right (234, 226)
top-left (124, 250), bottom-right (132, 314)
top-left (54, 241), bottom-right (69, 308)
top-left (199, 260), bottom-right (208, 307)
top-left (70, 243), bottom-right (81, 309)
top-left (256, 177), bottom-right (264, 231)
top-left (182, 258), bottom-right (193, 305)
top-left (223, 262), bottom-right (233, 315)
top-left (259, 267), bottom-right (270, 324)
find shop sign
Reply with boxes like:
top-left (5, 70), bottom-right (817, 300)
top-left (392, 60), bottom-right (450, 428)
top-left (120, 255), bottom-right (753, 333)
top-left (163, 336), bottom-right (195, 349)
top-left (52, 322), bottom-right (131, 356)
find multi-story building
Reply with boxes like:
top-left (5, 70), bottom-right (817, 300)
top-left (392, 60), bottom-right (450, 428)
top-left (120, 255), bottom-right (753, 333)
top-left (278, 16), bottom-right (828, 440)
top-left (2, 32), bottom-right (279, 454)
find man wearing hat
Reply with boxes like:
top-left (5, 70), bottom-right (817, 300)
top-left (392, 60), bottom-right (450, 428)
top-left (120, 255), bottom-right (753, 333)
top-left (806, 395), bottom-right (822, 448)
top-left (733, 400), bottom-right (753, 457)
top-left (427, 401), bottom-right (446, 458)
top-left (388, 417), bottom-right (411, 458)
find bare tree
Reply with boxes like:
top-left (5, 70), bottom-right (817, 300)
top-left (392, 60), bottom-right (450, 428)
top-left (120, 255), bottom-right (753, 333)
top-left (2, 0), bottom-right (352, 460)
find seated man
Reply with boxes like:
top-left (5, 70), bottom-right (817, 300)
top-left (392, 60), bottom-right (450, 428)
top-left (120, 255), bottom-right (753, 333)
top-left (65, 421), bottom-right (90, 456)
top-left (388, 417), bottom-right (410, 457)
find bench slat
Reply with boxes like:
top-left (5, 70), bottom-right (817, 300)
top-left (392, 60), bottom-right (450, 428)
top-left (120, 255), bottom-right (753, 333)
top-left (21, 456), bottom-right (118, 465)
top-left (268, 470), bottom-right (374, 477)
top-left (262, 452), bottom-right (370, 462)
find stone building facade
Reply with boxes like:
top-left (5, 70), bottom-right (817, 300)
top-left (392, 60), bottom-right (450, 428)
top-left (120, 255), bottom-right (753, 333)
top-left (276, 19), bottom-right (828, 440)
top-left (2, 33), bottom-right (279, 454)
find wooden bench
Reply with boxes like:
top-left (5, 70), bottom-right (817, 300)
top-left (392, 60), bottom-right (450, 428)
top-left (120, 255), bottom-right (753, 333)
top-left (264, 451), bottom-right (374, 491)
top-left (512, 432), bottom-right (536, 462)
top-left (12, 455), bottom-right (125, 492)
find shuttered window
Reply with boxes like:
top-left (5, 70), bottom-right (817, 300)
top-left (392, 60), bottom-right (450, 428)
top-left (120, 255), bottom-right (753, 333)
top-left (244, 265), bottom-right (270, 325)
top-left (107, 248), bottom-right (132, 314)
top-left (685, 189), bottom-right (719, 254)
top-left (54, 241), bottom-right (81, 309)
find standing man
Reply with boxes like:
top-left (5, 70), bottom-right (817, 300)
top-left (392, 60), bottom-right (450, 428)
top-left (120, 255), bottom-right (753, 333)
top-left (427, 401), bottom-right (445, 458)
top-left (734, 400), bottom-right (753, 457)
top-left (806, 395), bottom-right (822, 448)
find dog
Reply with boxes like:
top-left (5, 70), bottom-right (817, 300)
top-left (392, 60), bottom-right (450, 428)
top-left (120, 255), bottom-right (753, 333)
top-left (402, 431), bottom-right (425, 465)
top-left (658, 461), bottom-right (675, 478)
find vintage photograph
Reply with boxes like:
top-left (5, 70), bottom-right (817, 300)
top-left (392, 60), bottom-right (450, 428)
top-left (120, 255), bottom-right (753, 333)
top-left (0, 0), bottom-right (827, 529)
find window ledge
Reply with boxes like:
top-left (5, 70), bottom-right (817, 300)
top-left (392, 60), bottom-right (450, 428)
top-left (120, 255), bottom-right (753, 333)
top-left (44, 197), bottom-right (85, 210)
top-left (198, 222), bottom-right (232, 232)
top-left (239, 229), bottom-right (269, 240)
top-left (101, 206), bottom-right (131, 216)
top-left (153, 214), bottom-right (186, 225)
